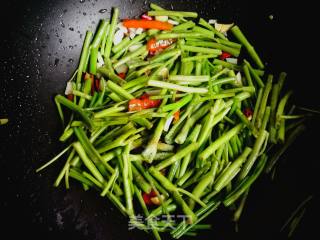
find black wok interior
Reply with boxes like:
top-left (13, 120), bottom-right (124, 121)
top-left (1, 0), bottom-right (319, 239)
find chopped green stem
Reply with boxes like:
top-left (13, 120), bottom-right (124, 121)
top-left (148, 80), bottom-right (208, 94)
top-left (36, 145), bottom-right (72, 172)
top-left (104, 7), bottom-right (119, 59)
top-left (112, 37), bottom-right (130, 54)
top-left (256, 75), bottom-right (273, 128)
top-left (175, 103), bottom-right (209, 144)
top-left (180, 45), bottom-right (222, 55)
top-left (142, 118), bottom-right (166, 163)
top-left (192, 26), bottom-right (215, 39)
top-left (224, 154), bottom-right (267, 206)
top-left (122, 143), bottom-right (134, 216)
top-left (101, 167), bottom-right (119, 196)
top-left (186, 40), bottom-right (240, 56)
top-left (172, 21), bottom-right (196, 31)
top-left (55, 95), bottom-right (94, 129)
top-left (199, 124), bottom-right (243, 161)
top-left (156, 32), bottom-right (208, 40)
top-left (238, 130), bottom-right (268, 180)
top-left (161, 94), bottom-right (193, 112)
top-left (243, 60), bottom-right (264, 88)
top-left (114, 45), bottom-right (148, 69)
top-left (266, 124), bottom-right (305, 173)
top-left (276, 91), bottom-right (293, 128)
top-left (148, 10), bottom-right (198, 18)
top-left (149, 167), bottom-right (197, 223)
top-left (213, 59), bottom-right (241, 71)
top-left (107, 80), bottom-right (134, 100)
top-left (132, 164), bottom-right (152, 194)
top-left (76, 31), bottom-right (93, 87)
top-left (214, 147), bottom-right (252, 191)
top-left (73, 142), bottom-right (104, 183)
top-left (280, 195), bottom-right (313, 232)
top-left (198, 18), bottom-right (227, 40)
top-left (98, 67), bottom-right (126, 86)
top-left (182, 54), bottom-right (217, 62)
top-left (0, 118), bottom-right (9, 125)
top-left (231, 26), bottom-right (264, 69)
top-left (155, 142), bottom-right (199, 170)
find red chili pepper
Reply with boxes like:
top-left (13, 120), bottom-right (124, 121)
top-left (147, 38), bottom-right (174, 54)
top-left (243, 108), bottom-right (253, 120)
top-left (95, 78), bottom-right (100, 92)
top-left (118, 72), bottom-right (126, 79)
top-left (142, 190), bottom-right (157, 206)
top-left (140, 93), bottom-right (150, 100)
top-left (219, 51), bottom-right (232, 60)
top-left (173, 111), bottom-right (180, 123)
top-left (147, 38), bottom-right (157, 54)
top-left (84, 72), bottom-right (93, 81)
top-left (141, 13), bottom-right (153, 21)
top-left (128, 99), bottom-right (143, 112)
top-left (123, 19), bottom-right (173, 30)
top-left (146, 98), bottom-right (161, 108)
top-left (141, 98), bottom-right (161, 109)
top-left (67, 94), bottom-right (74, 101)
top-left (128, 94), bottom-right (161, 112)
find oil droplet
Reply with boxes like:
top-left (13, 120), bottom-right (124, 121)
top-left (99, 9), bottom-right (107, 13)
top-left (54, 58), bottom-right (59, 67)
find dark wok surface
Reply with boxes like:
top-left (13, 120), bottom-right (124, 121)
top-left (0, 0), bottom-right (319, 239)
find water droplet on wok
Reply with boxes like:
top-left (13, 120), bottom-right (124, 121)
top-left (54, 58), bottom-right (59, 67)
top-left (99, 9), bottom-right (107, 13)
top-left (60, 21), bottom-right (65, 28)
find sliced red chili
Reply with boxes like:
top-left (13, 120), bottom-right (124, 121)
top-left (140, 93), bottom-right (150, 100)
top-left (128, 94), bottom-right (161, 112)
top-left (141, 13), bottom-right (153, 21)
top-left (243, 108), bottom-right (253, 120)
top-left (128, 99), bottom-right (143, 112)
top-left (67, 94), bottom-right (74, 101)
top-left (142, 190), bottom-right (157, 206)
top-left (147, 99), bottom-right (161, 108)
top-left (147, 38), bottom-right (157, 53)
top-left (95, 78), bottom-right (100, 92)
top-left (142, 192), bottom-right (152, 205)
top-left (219, 51), bottom-right (232, 60)
top-left (147, 38), bottom-right (174, 54)
top-left (118, 72), bottom-right (126, 79)
top-left (173, 110), bottom-right (180, 123)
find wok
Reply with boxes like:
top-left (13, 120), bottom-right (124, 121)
top-left (0, 0), bottom-right (319, 239)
